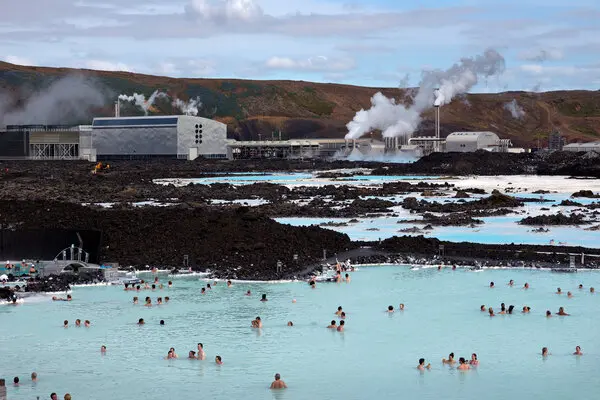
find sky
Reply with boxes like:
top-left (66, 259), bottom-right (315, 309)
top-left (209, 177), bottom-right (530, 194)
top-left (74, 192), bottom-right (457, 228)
top-left (1, 0), bottom-right (599, 92)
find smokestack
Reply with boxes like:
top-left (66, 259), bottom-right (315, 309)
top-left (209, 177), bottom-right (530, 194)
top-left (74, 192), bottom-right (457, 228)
top-left (433, 88), bottom-right (440, 152)
top-left (114, 100), bottom-right (120, 118)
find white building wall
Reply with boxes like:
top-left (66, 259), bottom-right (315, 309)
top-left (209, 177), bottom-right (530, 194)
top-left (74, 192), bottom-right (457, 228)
top-left (177, 116), bottom-right (227, 159)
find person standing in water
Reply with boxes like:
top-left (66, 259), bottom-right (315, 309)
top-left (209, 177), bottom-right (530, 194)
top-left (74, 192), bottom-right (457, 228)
top-left (197, 343), bottom-right (206, 360)
top-left (574, 346), bottom-right (583, 355)
top-left (457, 358), bottom-right (470, 370)
top-left (417, 359), bottom-right (431, 371)
top-left (442, 353), bottom-right (455, 364)
top-left (542, 347), bottom-right (549, 357)
top-left (327, 320), bottom-right (337, 329)
top-left (270, 373), bottom-right (287, 389)
top-left (337, 320), bottom-right (345, 332)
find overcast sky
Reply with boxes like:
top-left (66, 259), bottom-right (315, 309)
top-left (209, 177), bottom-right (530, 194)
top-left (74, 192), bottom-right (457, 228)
top-left (1, 0), bottom-right (599, 91)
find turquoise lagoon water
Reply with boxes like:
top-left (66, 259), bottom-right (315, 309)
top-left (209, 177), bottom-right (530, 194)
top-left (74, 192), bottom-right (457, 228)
top-left (2, 267), bottom-right (600, 400)
top-left (275, 216), bottom-right (600, 249)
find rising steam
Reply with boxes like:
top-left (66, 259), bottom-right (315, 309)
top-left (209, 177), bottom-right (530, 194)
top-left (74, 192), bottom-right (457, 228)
top-left (345, 49), bottom-right (506, 140)
top-left (0, 75), bottom-right (106, 125)
top-left (504, 99), bottom-right (526, 119)
top-left (118, 90), bottom-right (202, 116)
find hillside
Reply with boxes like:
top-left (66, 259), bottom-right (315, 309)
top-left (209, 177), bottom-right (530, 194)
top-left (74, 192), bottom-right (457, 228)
top-left (1, 61), bottom-right (599, 147)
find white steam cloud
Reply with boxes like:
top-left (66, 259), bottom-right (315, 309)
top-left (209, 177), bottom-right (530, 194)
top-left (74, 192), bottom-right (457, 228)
top-left (0, 75), bottom-right (106, 125)
top-left (504, 99), bottom-right (526, 119)
top-left (118, 90), bottom-right (202, 116)
top-left (345, 49), bottom-right (505, 140)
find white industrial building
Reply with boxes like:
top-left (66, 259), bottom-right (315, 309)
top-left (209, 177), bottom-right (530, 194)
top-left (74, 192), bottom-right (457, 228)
top-left (445, 131), bottom-right (510, 153)
top-left (563, 141), bottom-right (600, 153)
top-left (90, 115), bottom-right (227, 161)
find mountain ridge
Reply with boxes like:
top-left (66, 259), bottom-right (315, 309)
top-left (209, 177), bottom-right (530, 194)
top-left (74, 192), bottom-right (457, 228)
top-left (1, 61), bottom-right (599, 147)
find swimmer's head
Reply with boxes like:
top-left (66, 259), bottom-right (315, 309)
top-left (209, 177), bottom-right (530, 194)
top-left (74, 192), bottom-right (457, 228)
top-left (388, 305), bottom-right (394, 311)
top-left (275, 373), bottom-right (281, 380)
top-left (471, 353), bottom-right (477, 360)
top-left (138, 318), bottom-right (144, 324)
top-left (546, 310), bottom-right (551, 316)
top-left (490, 282), bottom-right (494, 287)
top-left (198, 343), bottom-right (203, 349)
top-left (419, 358), bottom-right (425, 365)
top-left (160, 320), bottom-right (165, 325)
top-left (449, 353), bottom-right (454, 359)
top-left (63, 320), bottom-right (68, 326)
top-left (480, 305), bottom-right (485, 311)
top-left (459, 357), bottom-right (466, 364)
top-left (340, 320), bottom-right (345, 325)
top-left (287, 321), bottom-right (293, 326)
top-left (399, 303), bottom-right (405, 310)
top-left (331, 320), bottom-right (336, 325)
top-left (338, 306), bottom-right (342, 311)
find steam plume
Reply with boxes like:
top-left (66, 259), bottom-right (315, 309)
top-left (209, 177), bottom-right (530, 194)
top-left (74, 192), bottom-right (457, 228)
top-left (0, 75), bottom-right (106, 125)
top-left (504, 99), bottom-right (526, 119)
top-left (118, 90), bottom-right (202, 116)
top-left (345, 49), bottom-right (505, 140)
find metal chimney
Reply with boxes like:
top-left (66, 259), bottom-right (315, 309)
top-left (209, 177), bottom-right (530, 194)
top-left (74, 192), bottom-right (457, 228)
top-left (114, 101), bottom-right (120, 118)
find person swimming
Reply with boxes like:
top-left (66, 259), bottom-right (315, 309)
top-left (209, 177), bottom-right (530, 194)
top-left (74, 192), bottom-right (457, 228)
top-left (245, 290), bottom-right (251, 296)
top-left (567, 291), bottom-right (573, 298)
top-left (201, 288), bottom-right (206, 294)
top-left (542, 347), bottom-right (549, 357)
top-left (507, 305), bottom-right (514, 314)
top-left (309, 280), bottom-right (316, 289)
top-left (260, 294), bottom-right (268, 302)
top-left (133, 296), bottom-right (138, 304)
top-left (387, 305), bottom-right (394, 313)
top-left (335, 306), bottom-right (343, 316)
top-left (160, 320), bottom-right (165, 325)
top-left (63, 320), bottom-right (68, 328)
top-left (578, 284), bottom-right (583, 290)
top-left (442, 353), bottom-right (455, 364)
top-left (168, 281), bottom-right (173, 288)
top-left (345, 273), bottom-right (351, 282)
top-left (164, 296), bottom-right (169, 303)
top-left (556, 288), bottom-right (562, 294)
top-left (101, 345), bottom-right (106, 354)
top-left (166, 350), bottom-right (175, 360)
top-left (206, 283), bottom-right (212, 290)
top-left (557, 307), bottom-right (570, 316)
top-left (499, 304), bottom-right (506, 314)
top-left (251, 316), bottom-right (263, 328)
top-left (144, 297), bottom-right (152, 307)
top-left (327, 320), bottom-right (337, 329)
top-left (188, 350), bottom-right (197, 359)
top-left (522, 306), bottom-right (530, 313)
top-left (490, 281), bottom-right (495, 288)
top-left (591, 287), bottom-right (595, 293)
top-left (524, 282), bottom-right (529, 289)
top-left (417, 358), bottom-right (431, 371)
top-left (75, 319), bottom-right (81, 327)
top-left (138, 318), bottom-right (145, 325)
top-left (399, 303), bottom-right (405, 311)
top-left (457, 357), bottom-right (470, 370)
top-left (227, 280), bottom-right (232, 287)
top-left (287, 321), bottom-right (294, 326)
top-left (574, 346), bottom-right (583, 355)
top-left (546, 310), bottom-right (552, 318)
top-left (169, 347), bottom-right (178, 358)
top-left (157, 297), bottom-right (163, 305)
top-left (508, 279), bottom-right (514, 286)
top-left (469, 353), bottom-right (479, 366)
top-left (480, 305), bottom-right (486, 312)
top-left (337, 320), bottom-right (345, 332)
top-left (84, 320), bottom-right (90, 327)
top-left (488, 307), bottom-right (495, 317)
top-left (215, 355), bottom-right (223, 365)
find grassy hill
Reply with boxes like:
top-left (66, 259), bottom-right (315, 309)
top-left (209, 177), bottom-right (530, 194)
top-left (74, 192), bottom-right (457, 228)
top-left (1, 61), bottom-right (599, 147)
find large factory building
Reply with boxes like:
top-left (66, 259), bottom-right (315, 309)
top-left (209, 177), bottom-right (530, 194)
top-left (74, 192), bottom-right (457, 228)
top-left (91, 115), bottom-right (227, 160)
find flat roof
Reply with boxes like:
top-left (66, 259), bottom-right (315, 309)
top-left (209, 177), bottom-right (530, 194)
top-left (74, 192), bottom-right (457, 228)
top-left (93, 117), bottom-right (179, 128)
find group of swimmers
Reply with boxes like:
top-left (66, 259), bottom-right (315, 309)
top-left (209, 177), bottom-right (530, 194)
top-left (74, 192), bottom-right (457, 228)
top-left (52, 295), bottom-right (72, 302)
top-left (0, 374), bottom-right (72, 399)
top-left (163, 343), bottom-right (224, 365)
top-left (124, 279), bottom-right (173, 292)
top-left (133, 296), bottom-right (170, 306)
top-left (63, 319), bottom-right (90, 328)
top-left (416, 353), bottom-right (479, 371)
top-left (541, 346), bottom-right (584, 357)
top-left (491, 280), bottom-right (595, 293)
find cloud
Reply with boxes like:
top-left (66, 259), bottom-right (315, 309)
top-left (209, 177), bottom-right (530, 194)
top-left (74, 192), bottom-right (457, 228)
top-left (185, 0), bottom-right (265, 23)
top-left (85, 60), bottom-right (134, 72)
top-left (265, 56), bottom-right (355, 72)
top-left (518, 49), bottom-right (563, 62)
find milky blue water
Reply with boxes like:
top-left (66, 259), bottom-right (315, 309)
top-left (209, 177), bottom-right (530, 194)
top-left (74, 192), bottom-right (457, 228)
top-left (2, 267), bottom-right (600, 400)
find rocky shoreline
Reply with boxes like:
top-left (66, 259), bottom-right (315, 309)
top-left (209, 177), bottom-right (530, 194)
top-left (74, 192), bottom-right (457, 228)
top-left (0, 154), bottom-right (599, 287)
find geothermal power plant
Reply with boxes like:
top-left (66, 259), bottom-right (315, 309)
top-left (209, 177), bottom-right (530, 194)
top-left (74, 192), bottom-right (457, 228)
top-left (3, 49), bottom-right (597, 162)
